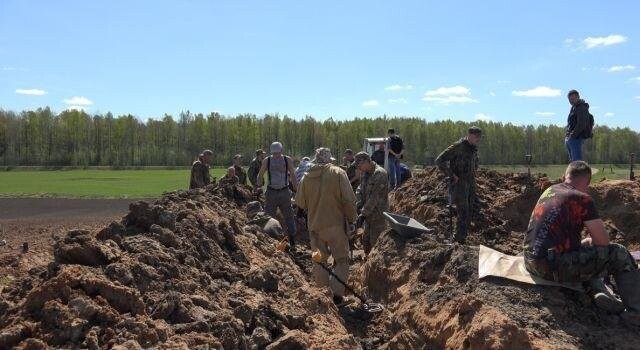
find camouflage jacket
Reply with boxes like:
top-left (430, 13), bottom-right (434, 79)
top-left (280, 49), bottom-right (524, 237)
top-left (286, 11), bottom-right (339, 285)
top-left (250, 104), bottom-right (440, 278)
top-left (435, 138), bottom-right (479, 182)
top-left (190, 160), bottom-right (211, 189)
top-left (356, 164), bottom-right (389, 218)
top-left (247, 212), bottom-right (283, 238)
top-left (234, 165), bottom-right (247, 185)
top-left (247, 158), bottom-right (262, 186)
top-left (340, 163), bottom-right (360, 192)
top-left (218, 175), bottom-right (239, 187)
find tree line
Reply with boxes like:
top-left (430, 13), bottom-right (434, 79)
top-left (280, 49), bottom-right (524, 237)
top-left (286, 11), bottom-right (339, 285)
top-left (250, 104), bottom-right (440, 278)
top-left (0, 107), bottom-right (638, 167)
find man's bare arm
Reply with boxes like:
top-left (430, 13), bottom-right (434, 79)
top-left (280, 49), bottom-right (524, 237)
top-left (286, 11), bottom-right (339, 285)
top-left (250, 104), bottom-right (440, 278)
top-left (256, 158), bottom-right (268, 187)
top-left (585, 219), bottom-right (610, 246)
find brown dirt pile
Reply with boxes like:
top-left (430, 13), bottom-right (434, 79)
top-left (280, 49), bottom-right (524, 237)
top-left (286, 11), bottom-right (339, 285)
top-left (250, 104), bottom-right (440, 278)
top-left (354, 168), bottom-right (640, 349)
top-left (0, 184), bottom-right (358, 349)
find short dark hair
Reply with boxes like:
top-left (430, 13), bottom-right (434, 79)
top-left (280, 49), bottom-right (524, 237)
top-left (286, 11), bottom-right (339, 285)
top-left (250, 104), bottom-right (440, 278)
top-left (566, 161), bottom-right (592, 179)
top-left (567, 89), bottom-right (580, 98)
top-left (388, 128), bottom-right (395, 134)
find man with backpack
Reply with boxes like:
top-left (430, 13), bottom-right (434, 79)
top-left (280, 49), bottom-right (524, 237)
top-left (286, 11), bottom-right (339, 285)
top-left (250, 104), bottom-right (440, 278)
top-left (387, 128), bottom-right (405, 190)
top-left (256, 142), bottom-right (298, 246)
top-left (565, 90), bottom-right (594, 162)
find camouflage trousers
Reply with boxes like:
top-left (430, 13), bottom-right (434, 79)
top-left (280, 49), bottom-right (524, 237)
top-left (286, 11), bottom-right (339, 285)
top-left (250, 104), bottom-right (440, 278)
top-left (448, 180), bottom-right (476, 242)
top-left (362, 216), bottom-right (387, 255)
top-left (525, 243), bottom-right (638, 283)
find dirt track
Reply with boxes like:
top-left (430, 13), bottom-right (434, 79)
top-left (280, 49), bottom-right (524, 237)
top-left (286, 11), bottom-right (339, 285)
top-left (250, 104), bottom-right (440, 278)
top-left (0, 198), bottom-right (138, 277)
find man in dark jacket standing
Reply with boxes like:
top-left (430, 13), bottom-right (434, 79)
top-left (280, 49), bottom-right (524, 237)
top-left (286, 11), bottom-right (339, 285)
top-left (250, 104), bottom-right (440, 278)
top-left (387, 128), bottom-right (404, 190)
top-left (435, 127), bottom-right (482, 244)
top-left (565, 89), bottom-right (592, 162)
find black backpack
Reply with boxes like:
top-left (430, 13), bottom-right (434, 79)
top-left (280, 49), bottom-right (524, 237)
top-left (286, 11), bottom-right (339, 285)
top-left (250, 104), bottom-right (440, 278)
top-left (586, 113), bottom-right (595, 138)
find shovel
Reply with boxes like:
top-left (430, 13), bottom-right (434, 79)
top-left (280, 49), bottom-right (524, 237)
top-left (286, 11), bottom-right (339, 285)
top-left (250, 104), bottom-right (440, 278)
top-left (312, 251), bottom-right (384, 313)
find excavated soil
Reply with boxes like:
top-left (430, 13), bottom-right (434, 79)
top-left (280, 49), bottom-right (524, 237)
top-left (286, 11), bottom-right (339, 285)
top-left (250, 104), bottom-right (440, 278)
top-left (2, 169), bottom-right (640, 349)
top-left (0, 184), bottom-right (358, 349)
top-left (351, 168), bottom-right (640, 349)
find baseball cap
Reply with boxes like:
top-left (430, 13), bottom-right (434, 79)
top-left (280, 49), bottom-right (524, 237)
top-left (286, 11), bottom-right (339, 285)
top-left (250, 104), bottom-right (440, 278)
top-left (270, 142), bottom-right (283, 153)
top-left (255, 149), bottom-right (266, 156)
top-left (200, 149), bottom-right (213, 157)
top-left (233, 154), bottom-right (243, 159)
top-left (468, 126), bottom-right (483, 136)
top-left (353, 152), bottom-right (371, 167)
top-left (344, 149), bottom-right (354, 156)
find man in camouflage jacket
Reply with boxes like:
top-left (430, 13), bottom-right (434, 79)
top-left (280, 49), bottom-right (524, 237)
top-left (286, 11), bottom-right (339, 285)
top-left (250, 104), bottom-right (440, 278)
top-left (354, 152), bottom-right (389, 255)
top-left (435, 126), bottom-right (482, 243)
top-left (190, 149), bottom-right (213, 189)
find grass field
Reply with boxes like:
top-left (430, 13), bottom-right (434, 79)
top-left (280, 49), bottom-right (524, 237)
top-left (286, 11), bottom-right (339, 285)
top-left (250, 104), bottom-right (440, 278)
top-left (486, 164), bottom-right (632, 182)
top-left (0, 169), bottom-right (228, 198)
top-left (0, 164), bottom-right (633, 199)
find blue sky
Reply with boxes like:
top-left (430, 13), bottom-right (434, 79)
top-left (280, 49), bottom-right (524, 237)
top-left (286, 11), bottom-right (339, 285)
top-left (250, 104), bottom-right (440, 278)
top-left (1, 0), bottom-right (639, 129)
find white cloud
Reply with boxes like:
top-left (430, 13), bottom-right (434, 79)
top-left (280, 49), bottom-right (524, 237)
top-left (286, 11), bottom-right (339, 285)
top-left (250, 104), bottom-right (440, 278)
top-left (564, 38), bottom-right (575, 45)
top-left (605, 65), bottom-right (635, 72)
top-left (631, 77), bottom-right (640, 83)
top-left (512, 86), bottom-right (561, 97)
top-left (582, 34), bottom-right (627, 49)
top-left (603, 112), bottom-right (614, 117)
top-left (581, 67), bottom-right (590, 71)
top-left (362, 99), bottom-right (379, 107)
top-left (635, 96), bottom-right (640, 100)
top-left (3, 67), bottom-right (16, 71)
top-left (387, 98), bottom-right (408, 104)
top-left (63, 96), bottom-right (93, 105)
top-left (422, 85), bottom-right (478, 104)
top-left (385, 84), bottom-right (413, 91)
top-left (15, 88), bottom-right (47, 96)
top-left (535, 112), bottom-right (556, 117)
top-left (474, 113), bottom-right (492, 121)
top-left (489, 92), bottom-right (496, 96)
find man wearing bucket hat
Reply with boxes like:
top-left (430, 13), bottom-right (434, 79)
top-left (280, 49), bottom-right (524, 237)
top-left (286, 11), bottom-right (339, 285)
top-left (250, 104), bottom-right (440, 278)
top-left (353, 151), bottom-right (389, 255)
top-left (256, 142), bottom-right (298, 245)
top-left (295, 147), bottom-right (357, 305)
top-left (190, 149), bottom-right (213, 189)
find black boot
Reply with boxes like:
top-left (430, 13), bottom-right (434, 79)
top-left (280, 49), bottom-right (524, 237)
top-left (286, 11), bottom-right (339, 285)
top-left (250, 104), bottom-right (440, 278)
top-left (614, 269), bottom-right (640, 326)
top-left (586, 278), bottom-right (625, 314)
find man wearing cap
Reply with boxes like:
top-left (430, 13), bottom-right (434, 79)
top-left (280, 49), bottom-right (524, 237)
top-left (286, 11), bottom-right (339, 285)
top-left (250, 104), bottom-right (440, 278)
top-left (257, 142), bottom-right (298, 245)
top-left (295, 148), bottom-right (357, 305)
top-left (435, 126), bottom-right (482, 244)
top-left (354, 152), bottom-right (389, 254)
top-left (245, 201), bottom-right (283, 239)
top-left (190, 149), bottom-right (213, 189)
top-left (341, 149), bottom-right (360, 192)
top-left (248, 149), bottom-right (266, 188)
top-left (232, 154), bottom-right (248, 185)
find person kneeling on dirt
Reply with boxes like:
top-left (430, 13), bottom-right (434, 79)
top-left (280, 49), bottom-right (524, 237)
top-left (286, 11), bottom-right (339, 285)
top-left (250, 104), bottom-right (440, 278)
top-left (524, 161), bottom-right (640, 325)
top-left (354, 152), bottom-right (389, 255)
top-left (245, 201), bottom-right (283, 239)
top-left (295, 147), bottom-right (357, 306)
top-left (219, 166), bottom-right (240, 187)
top-left (435, 126), bottom-right (482, 244)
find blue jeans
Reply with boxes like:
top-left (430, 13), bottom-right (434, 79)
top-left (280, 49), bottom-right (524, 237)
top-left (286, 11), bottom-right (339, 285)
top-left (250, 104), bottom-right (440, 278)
top-left (565, 137), bottom-right (584, 162)
top-left (388, 155), bottom-right (401, 189)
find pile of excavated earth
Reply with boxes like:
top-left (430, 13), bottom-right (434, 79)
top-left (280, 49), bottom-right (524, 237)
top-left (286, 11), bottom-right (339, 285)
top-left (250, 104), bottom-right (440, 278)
top-left (1, 169), bottom-right (640, 349)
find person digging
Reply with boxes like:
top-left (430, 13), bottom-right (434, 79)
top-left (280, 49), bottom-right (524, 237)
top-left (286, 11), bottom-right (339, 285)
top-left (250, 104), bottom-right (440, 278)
top-left (295, 147), bottom-right (357, 306)
top-left (524, 161), bottom-right (640, 325)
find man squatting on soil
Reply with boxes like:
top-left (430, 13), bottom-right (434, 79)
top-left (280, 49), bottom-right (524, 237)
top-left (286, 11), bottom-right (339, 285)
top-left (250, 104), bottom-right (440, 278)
top-left (295, 147), bottom-right (357, 306)
top-left (435, 126), bottom-right (482, 244)
top-left (524, 161), bottom-right (640, 325)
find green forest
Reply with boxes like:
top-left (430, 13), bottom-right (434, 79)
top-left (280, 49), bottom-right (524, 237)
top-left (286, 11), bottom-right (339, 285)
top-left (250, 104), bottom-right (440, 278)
top-left (0, 107), bottom-right (638, 167)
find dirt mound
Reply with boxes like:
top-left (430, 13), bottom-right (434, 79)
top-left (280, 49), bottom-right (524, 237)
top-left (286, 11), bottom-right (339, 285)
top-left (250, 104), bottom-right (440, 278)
top-left (0, 185), bottom-right (358, 349)
top-left (589, 179), bottom-right (640, 250)
top-left (353, 168), bottom-right (640, 349)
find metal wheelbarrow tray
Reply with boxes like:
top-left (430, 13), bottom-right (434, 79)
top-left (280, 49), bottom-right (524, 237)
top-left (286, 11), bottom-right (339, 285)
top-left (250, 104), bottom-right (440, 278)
top-left (383, 212), bottom-right (433, 238)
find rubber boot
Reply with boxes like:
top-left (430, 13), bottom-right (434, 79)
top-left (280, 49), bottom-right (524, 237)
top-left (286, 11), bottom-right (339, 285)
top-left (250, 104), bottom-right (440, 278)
top-left (614, 269), bottom-right (640, 326)
top-left (586, 278), bottom-right (625, 314)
